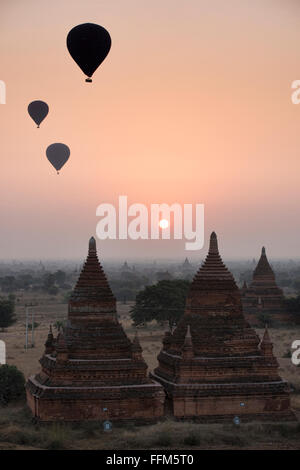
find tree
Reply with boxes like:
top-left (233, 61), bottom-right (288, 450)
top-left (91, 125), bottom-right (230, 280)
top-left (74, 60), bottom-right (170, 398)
top-left (53, 320), bottom-right (65, 331)
top-left (0, 295), bottom-right (16, 330)
top-left (284, 296), bottom-right (300, 315)
top-left (0, 365), bottom-right (25, 405)
top-left (0, 276), bottom-right (16, 292)
top-left (48, 286), bottom-right (59, 296)
top-left (130, 280), bottom-right (191, 329)
top-left (63, 290), bottom-right (72, 303)
top-left (18, 274), bottom-right (33, 290)
top-left (54, 270), bottom-right (66, 287)
top-left (43, 273), bottom-right (56, 292)
top-left (292, 280), bottom-right (300, 292)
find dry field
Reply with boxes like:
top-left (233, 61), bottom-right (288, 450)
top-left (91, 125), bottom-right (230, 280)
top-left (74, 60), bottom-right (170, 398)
top-left (0, 291), bottom-right (300, 450)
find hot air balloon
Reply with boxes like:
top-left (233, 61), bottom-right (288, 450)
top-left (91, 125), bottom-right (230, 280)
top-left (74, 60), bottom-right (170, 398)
top-left (28, 101), bottom-right (49, 128)
top-left (66, 23), bottom-right (111, 82)
top-left (46, 143), bottom-right (70, 174)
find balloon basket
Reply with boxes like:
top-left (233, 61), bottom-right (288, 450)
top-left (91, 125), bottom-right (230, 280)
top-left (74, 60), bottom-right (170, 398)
top-left (85, 78), bottom-right (92, 83)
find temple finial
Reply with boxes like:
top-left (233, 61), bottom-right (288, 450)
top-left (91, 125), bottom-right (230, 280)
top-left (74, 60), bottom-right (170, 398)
top-left (262, 246), bottom-right (266, 255)
top-left (131, 330), bottom-right (143, 360)
top-left (57, 329), bottom-right (67, 349)
top-left (89, 236), bottom-right (97, 254)
top-left (184, 324), bottom-right (192, 346)
top-left (45, 324), bottom-right (54, 354)
top-left (263, 324), bottom-right (271, 342)
top-left (260, 324), bottom-right (273, 356)
top-left (182, 324), bottom-right (194, 359)
top-left (209, 232), bottom-right (219, 254)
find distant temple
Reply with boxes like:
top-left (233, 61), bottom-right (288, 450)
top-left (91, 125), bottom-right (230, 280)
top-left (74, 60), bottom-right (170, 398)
top-left (156, 271), bottom-right (173, 282)
top-left (182, 257), bottom-right (191, 269)
top-left (26, 237), bottom-right (164, 422)
top-left (121, 261), bottom-right (131, 272)
top-left (151, 232), bottom-right (294, 421)
top-left (241, 247), bottom-right (287, 323)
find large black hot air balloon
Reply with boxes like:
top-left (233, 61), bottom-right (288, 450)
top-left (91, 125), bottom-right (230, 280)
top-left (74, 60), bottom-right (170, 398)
top-left (28, 100), bottom-right (49, 128)
top-left (66, 23), bottom-right (111, 82)
top-left (46, 143), bottom-right (70, 174)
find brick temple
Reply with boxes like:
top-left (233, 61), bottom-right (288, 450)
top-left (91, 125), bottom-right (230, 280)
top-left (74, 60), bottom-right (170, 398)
top-left (151, 232), bottom-right (294, 421)
top-left (241, 247), bottom-right (289, 324)
top-left (26, 237), bottom-right (164, 422)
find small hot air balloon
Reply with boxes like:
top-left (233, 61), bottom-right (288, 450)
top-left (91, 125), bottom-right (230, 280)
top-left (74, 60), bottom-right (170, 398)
top-left (67, 23), bottom-right (111, 82)
top-left (28, 100), bottom-right (49, 128)
top-left (46, 143), bottom-right (70, 174)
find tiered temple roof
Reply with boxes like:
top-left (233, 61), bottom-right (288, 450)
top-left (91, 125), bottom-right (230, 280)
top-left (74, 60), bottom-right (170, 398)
top-left (151, 232), bottom-right (294, 421)
top-left (26, 237), bottom-right (164, 422)
top-left (242, 246), bottom-right (287, 322)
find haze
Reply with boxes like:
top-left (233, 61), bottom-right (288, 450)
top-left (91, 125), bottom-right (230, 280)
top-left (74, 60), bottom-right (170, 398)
top-left (0, 0), bottom-right (300, 261)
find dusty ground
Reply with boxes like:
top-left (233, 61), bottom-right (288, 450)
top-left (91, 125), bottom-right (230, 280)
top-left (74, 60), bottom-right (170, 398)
top-left (0, 291), bottom-right (299, 450)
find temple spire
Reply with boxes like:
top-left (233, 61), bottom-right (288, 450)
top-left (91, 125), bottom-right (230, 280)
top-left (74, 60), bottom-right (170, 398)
top-left (131, 330), bottom-right (143, 360)
top-left (262, 324), bottom-right (271, 342)
top-left (191, 230), bottom-right (237, 290)
top-left (163, 330), bottom-right (172, 351)
top-left (56, 329), bottom-right (68, 363)
top-left (45, 324), bottom-right (54, 355)
top-left (208, 231), bottom-right (219, 254)
top-left (89, 236), bottom-right (97, 254)
top-left (70, 236), bottom-right (114, 306)
top-left (260, 325), bottom-right (274, 357)
top-left (184, 324), bottom-right (192, 346)
top-left (57, 329), bottom-right (67, 351)
top-left (253, 246), bottom-right (275, 278)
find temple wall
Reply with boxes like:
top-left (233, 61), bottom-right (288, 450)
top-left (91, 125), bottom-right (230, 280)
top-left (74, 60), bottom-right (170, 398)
top-left (172, 394), bottom-right (292, 419)
top-left (27, 392), bottom-right (164, 422)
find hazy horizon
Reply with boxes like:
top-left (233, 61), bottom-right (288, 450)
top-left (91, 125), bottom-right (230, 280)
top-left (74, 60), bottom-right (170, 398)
top-left (1, 0), bottom-right (300, 260)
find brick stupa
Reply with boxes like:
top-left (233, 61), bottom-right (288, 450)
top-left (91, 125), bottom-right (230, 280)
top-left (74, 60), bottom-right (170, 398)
top-left (151, 232), bottom-right (294, 421)
top-left (242, 247), bottom-right (288, 323)
top-left (26, 237), bottom-right (164, 422)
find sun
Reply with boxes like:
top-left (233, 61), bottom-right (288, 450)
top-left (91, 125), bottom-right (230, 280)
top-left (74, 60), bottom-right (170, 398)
top-left (159, 219), bottom-right (169, 229)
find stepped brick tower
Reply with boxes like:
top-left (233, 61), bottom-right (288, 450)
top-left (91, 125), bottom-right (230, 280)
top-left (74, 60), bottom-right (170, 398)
top-left (242, 247), bottom-right (288, 323)
top-left (26, 237), bottom-right (164, 422)
top-left (151, 232), bottom-right (294, 421)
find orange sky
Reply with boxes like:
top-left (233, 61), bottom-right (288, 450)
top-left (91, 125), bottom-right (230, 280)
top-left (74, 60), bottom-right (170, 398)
top-left (1, 0), bottom-right (300, 260)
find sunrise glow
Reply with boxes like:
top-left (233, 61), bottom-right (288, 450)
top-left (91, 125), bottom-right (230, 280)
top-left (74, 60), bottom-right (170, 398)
top-left (159, 219), bottom-right (169, 230)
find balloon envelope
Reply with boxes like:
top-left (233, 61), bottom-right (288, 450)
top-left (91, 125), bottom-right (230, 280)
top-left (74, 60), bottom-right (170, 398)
top-left (28, 101), bottom-right (49, 127)
top-left (46, 143), bottom-right (70, 173)
top-left (66, 23), bottom-right (111, 81)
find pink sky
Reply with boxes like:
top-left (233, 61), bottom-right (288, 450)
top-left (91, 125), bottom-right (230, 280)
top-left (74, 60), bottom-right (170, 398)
top-left (0, 0), bottom-right (300, 260)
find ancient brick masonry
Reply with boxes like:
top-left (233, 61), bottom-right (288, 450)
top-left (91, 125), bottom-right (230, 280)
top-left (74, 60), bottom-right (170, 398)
top-left (26, 237), bottom-right (164, 422)
top-left (151, 232), bottom-right (295, 421)
top-left (242, 247), bottom-right (290, 324)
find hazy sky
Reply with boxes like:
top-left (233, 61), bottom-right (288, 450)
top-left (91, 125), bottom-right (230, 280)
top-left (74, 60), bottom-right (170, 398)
top-left (1, 0), bottom-right (300, 261)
